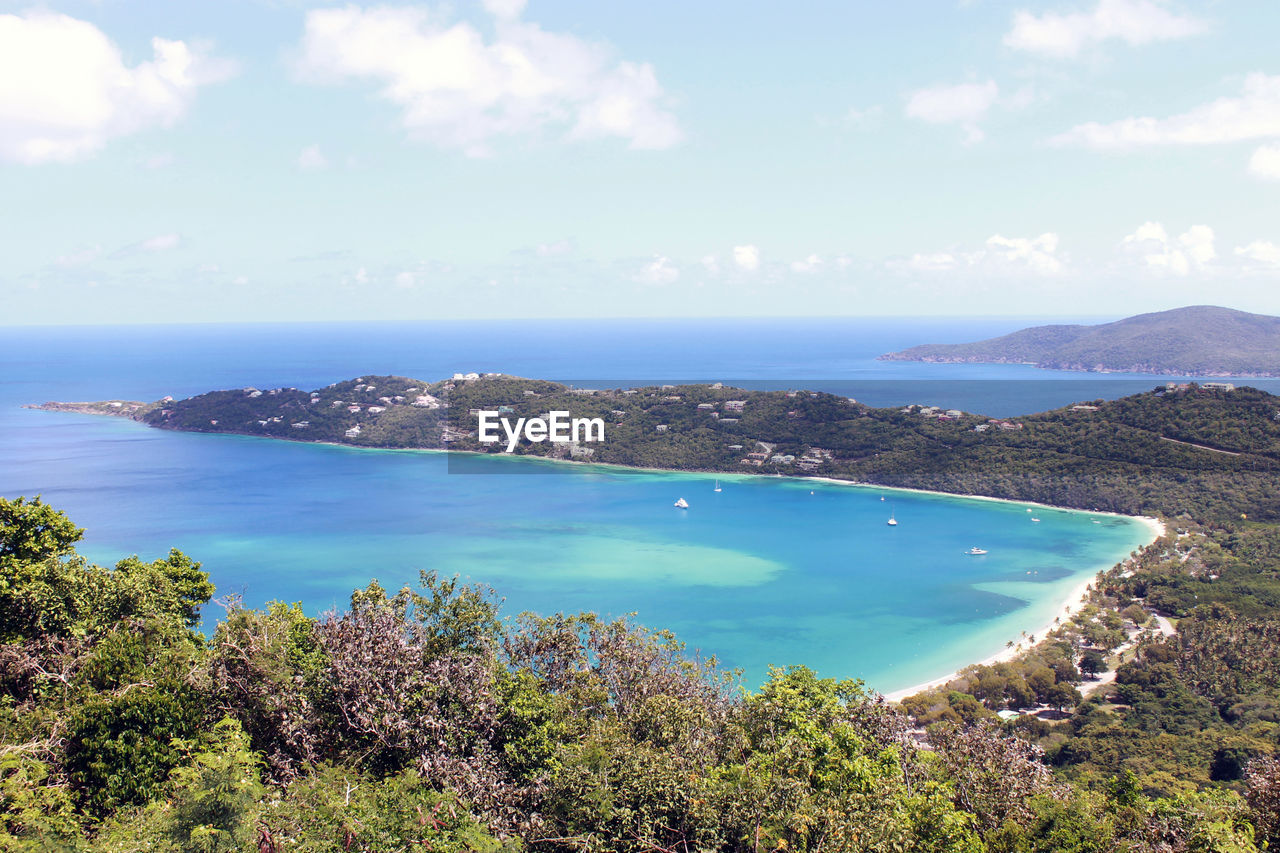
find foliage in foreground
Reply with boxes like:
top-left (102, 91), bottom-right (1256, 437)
top-left (3, 496), bottom-right (1280, 852)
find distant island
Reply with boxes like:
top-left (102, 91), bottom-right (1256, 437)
top-left (879, 305), bottom-right (1280, 376)
top-left (30, 374), bottom-right (1280, 523)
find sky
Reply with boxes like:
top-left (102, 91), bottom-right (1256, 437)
top-left (2, 0), bottom-right (1279, 324)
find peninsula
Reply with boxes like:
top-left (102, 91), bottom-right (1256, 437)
top-left (30, 374), bottom-right (1280, 523)
top-left (879, 305), bottom-right (1280, 377)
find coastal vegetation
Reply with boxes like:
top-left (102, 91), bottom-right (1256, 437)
top-left (37, 372), bottom-right (1280, 523)
top-left (879, 305), bottom-right (1280, 377)
top-left (901, 525), bottom-right (1280, 795)
top-left (3, 495), bottom-right (1277, 852)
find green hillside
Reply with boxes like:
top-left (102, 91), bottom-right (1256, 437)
top-left (77, 376), bottom-right (1280, 523)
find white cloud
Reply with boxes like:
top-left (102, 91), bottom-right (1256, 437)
top-left (56, 244), bottom-right (102, 267)
top-left (1005, 0), bottom-right (1206, 59)
top-left (355, 266), bottom-right (370, 284)
top-left (700, 254), bottom-right (720, 275)
top-left (985, 233), bottom-right (1063, 274)
top-left (1125, 221), bottom-right (1169, 244)
top-left (1121, 221), bottom-right (1214, 275)
top-left (482, 0), bottom-right (526, 20)
top-left (907, 252), bottom-right (958, 272)
top-left (298, 144), bottom-right (329, 170)
top-left (395, 271), bottom-right (416, 288)
top-left (1053, 73), bottom-right (1280, 150)
top-left (1250, 143), bottom-right (1280, 180)
top-left (232, 275), bottom-right (249, 286)
top-left (141, 233), bottom-right (181, 252)
top-left (790, 254), bottom-right (823, 273)
top-left (295, 4), bottom-right (681, 156)
top-left (905, 80), bottom-right (999, 125)
top-left (1179, 224), bottom-right (1216, 266)
top-left (634, 255), bottom-right (679, 285)
top-left (1236, 240), bottom-right (1280, 266)
top-left (896, 234), bottom-right (1064, 276)
top-left (732, 244), bottom-right (760, 272)
top-left (905, 80), bottom-right (998, 142)
top-left (0, 11), bottom-right (235, 164)
top-left (536, 238), bottom-right (574, 256)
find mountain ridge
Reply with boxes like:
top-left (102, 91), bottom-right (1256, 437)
top-left (879, 305), bottom-right (1280, 376)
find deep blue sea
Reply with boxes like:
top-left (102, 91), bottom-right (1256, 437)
top-left (3, 318), bottom-right (1269, 691)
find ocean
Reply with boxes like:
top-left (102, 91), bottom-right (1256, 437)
top-left (1, 318), bottom-right (1262, 692)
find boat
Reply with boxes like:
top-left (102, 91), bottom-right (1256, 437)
top-left (887, 510), bottom-right (897, 526)
top-left (1030, 517), bottom-right (1040, 523)
top-left (714, 481), bottom-right (721, 493)
top-left (674, 498), bottom-right (689, 509)
top-left (966, 547), bottom-right (988, 555)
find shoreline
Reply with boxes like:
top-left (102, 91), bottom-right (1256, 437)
top-left (168, 425), bottom-right (1167, 530)
top-left (36, 408), bottom-right (1167, 696)
top-left (881, 514), bottom-right (1165, 702)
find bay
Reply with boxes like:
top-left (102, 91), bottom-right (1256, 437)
top-left (0, 318), bottom-right (1240, 691)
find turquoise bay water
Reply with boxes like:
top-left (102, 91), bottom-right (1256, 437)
top-left (0, 319), bottom-right (1180, 692)
top-left (3, 409), bottom-right (1151, 693)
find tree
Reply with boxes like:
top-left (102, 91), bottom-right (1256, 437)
top-left (930, 720), bottom-right (1060, 834)
top-left (1245, 756), bottom-right (1280, 848)
top-left (114, 550), bottom-right (214, 629)
top-left (0, 496), bottom-right (82, 565)
top-left (1079, 649), bottom-right (1107, 678)
top-left (207, 601), bottom-right (330, 781)
top-left (64, 681), bottom-right (207, 816)
top-left (96, 718), bottom-right (265, 853)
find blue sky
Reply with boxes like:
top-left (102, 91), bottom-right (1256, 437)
top-left (3, 0), bottom-right (1279, 323)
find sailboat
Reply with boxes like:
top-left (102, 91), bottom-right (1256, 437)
top-left (674, 498), bottom-right (689, 509)
top-left (887, 508), bottom-right (897, 526)
top-left (714, 480), bottom-right (722, 493)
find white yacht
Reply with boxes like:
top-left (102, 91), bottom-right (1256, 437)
top-left (714, 481), bottom-right (721, 493)
top-left (887, 510), bottom-right (897, 526)
top-left (966, 547), bottom-right (988, 555)
top-left (674, 498), bottom-right (689, 509)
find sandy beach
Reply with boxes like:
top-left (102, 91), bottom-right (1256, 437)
top-left (447, 452), bottom-right (1172, 702)
top-left (882, 513), bottom-right (1166, 702)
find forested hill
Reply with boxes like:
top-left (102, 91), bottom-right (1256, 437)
top-left (879, 305), bottom-right (1280, 376)
top-left (33, 375), bottom-right (1280, 523)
